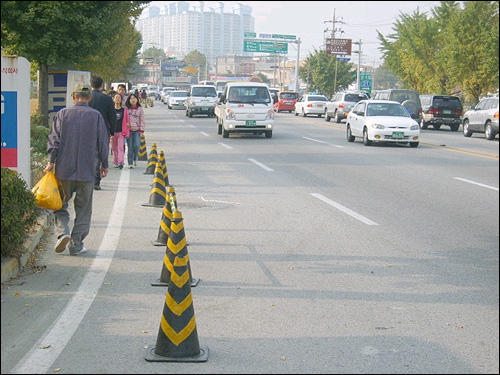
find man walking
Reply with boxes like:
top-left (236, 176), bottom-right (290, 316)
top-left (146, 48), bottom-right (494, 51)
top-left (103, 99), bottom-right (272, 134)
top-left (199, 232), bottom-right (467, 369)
top-left (46, 83), bottom-right (110, 256)
top-left (89, 75), bottom-right (115, 190)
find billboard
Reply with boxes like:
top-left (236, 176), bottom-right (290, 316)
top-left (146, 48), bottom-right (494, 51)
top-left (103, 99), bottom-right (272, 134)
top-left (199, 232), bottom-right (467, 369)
top-left (326, 38), bottom-right (352, 55)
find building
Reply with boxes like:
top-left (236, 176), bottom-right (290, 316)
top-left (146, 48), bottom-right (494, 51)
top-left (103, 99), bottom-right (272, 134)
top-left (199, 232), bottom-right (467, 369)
top-left (136, 1), bottom-right (255, 64)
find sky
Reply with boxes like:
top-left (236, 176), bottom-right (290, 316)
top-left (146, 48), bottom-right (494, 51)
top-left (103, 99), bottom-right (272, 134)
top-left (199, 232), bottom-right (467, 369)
top-left (148, 1), bottom-right (439, 66)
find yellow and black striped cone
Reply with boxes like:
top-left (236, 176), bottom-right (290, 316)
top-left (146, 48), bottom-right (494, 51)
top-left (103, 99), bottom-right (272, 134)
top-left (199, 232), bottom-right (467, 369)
top-left (144, 143), bottom-right (158, 175)
top-left (158, 151), bottom-right (170, 186)
top-left (138, 134), bottom-right (148, 161)
top-left (152, 187), bottom-right (177, 247)
top-left (152, 210), bottom-right (199, 288)
top-left (145, 252), bottom-right (208, 362)
top-left (142, 160), bottom-right (166, 208)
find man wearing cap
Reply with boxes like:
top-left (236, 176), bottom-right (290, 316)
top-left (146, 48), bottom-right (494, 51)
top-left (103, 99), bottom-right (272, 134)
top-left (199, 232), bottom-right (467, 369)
top-left (46, 82), bottom-right (110, 256)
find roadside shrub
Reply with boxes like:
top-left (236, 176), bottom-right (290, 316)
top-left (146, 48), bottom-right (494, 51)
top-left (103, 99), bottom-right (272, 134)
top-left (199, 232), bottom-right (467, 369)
top-left (1, 167), bottom-right (38, 258)
top-left (31, 114), bottom-right (49, 186)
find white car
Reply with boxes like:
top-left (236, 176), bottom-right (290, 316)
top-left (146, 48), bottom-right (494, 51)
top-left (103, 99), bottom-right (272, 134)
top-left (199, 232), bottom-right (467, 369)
top-left (167, 90), bottom-right (188, 109)
top-left (346, 100), bottom-right (421, 147)
top-left (161, 87), bottom-right (176, 104)
top-left (294, 94), bottom-right (329, 117)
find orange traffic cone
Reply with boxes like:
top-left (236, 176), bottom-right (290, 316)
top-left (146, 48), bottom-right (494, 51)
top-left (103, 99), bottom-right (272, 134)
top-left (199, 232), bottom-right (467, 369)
top-left (159, 151), bottom-right (170, 186)
top-left (142, 160), bottom-right (166, 208)
top-left (145, 252), bottom-right (208, 362)
top-left (152, 187), bottom-right (177, 247)
top-left (144, 143), bottom-right (158, 175)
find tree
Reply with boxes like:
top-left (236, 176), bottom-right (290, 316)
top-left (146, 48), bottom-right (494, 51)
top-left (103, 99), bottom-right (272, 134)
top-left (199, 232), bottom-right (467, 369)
top-left (299, 49), bottom-right (356, 98)
top-left (184, 50), bottom-right (208, 80)
top-left (140, 47), bottom-right (167, 60)
top-left (1, 1), bottom-right (149, 126)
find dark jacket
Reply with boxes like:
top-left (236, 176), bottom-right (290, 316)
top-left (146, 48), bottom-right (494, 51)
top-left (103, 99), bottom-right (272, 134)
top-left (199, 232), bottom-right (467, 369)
top-left (89, 89), bottom-right (116, 136)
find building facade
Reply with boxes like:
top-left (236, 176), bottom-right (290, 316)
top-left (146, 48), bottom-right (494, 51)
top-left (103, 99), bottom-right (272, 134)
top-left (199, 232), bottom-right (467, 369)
top-left (136, 1), bottom-right (255, 64)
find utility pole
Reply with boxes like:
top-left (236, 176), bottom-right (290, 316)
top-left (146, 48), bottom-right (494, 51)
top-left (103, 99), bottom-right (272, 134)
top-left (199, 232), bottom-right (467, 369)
top-left (353, 40), bottom-right (362, 90)
top-left (325, 9), bottom-right (345, 94)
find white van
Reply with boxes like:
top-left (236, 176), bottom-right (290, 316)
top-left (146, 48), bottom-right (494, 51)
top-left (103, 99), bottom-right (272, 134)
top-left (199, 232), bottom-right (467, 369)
top-left (216, 82), bottom-right (274, 138)
top-left (186, 85), bottom-right (218, 117)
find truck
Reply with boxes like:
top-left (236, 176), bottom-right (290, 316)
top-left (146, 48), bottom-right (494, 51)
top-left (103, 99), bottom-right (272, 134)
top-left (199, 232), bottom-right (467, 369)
top-left (215, 82), bottom-right (274, 138)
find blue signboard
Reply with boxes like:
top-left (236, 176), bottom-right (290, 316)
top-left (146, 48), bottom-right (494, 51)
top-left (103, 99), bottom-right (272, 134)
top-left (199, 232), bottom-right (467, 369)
top-left (1, 91), bottom-right (18, 167)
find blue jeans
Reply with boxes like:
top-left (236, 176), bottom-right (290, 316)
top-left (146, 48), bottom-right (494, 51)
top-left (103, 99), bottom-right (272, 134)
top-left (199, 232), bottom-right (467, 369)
top-left (127, 131), bottom-right (141, 165)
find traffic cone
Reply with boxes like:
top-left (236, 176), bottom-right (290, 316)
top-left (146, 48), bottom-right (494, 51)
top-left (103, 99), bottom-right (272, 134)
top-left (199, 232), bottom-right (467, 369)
top-left (158, 151), bottom-right (170, 186)
top-left (152, 187), bottom-right (177, 247)
top-left (144, 143), bottom-right (158, 175)
top-left (142, 160), bottom-right (166, 208)
top-left (138, 134), bottom-right (148, 161)
top-left (145, 252), bottom-right (208, 362)
top-left (151, 210), bottom-right (199, 287)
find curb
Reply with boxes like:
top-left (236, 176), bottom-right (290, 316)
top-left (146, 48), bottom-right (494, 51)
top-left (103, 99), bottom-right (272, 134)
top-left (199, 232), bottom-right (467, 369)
top-left (1, 210), bottom-right (54, 284)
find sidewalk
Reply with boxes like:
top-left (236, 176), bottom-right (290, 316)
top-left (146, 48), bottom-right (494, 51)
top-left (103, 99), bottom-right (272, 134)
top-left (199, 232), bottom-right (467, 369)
top-left (0, 210), bottom-right (54, 283)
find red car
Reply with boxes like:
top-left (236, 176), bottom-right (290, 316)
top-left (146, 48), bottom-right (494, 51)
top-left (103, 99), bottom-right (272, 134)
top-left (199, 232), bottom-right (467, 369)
top-left (274, 91), bottom-right (299, 113)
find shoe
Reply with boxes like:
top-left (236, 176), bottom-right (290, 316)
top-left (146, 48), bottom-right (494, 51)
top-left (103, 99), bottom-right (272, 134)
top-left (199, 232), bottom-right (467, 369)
top-left (129, 165), bottom-right (134, 169)
top-left (114, 164), bottom-right (119, 168)
top-left (134, 161), bottom-right (137, 166)
top-left (119, 164), bottom-right (124, 170)
top-left (55, 234), bottom-right (70, 253)
top-left (94, 185), bottom-right (102, 191)
top-left (70, 247), bottom-right (88, 256)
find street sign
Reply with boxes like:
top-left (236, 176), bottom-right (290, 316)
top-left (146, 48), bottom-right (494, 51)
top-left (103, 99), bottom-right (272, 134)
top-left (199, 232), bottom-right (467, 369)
top-left (360, 72), bottom-right (373, 94)
top-left (244, 32), bottom-right (257, 38)
top-left (244, 40), bottom-right (288, 54)
top-left (326, 38), bottom-right (352, 55)
top-left (336, 57), bottom-right (351, 62)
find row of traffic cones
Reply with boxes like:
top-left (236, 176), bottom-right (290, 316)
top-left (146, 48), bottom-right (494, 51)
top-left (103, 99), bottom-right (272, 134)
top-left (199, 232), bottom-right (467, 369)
top-left (141, 136), bottom-right (208, 362)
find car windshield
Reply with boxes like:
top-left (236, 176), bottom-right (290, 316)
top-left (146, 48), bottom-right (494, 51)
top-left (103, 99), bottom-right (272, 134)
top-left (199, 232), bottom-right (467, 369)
top-left (366, 103), bottom-right (410, 117)
top-left (280, 93), bottom-right (298, 99)
top-left (308, 96), bottom-right (328, 102)
top-left (434, 97), bottom-right (462, 108)
top-left (192, 87), bottom-right (217, 97)
top-left (171, 92), bottom-right (187, 97)
top-left (344, 93), bottom-right (367, 102)
top-left (227, 87), bottom-right (271, 104)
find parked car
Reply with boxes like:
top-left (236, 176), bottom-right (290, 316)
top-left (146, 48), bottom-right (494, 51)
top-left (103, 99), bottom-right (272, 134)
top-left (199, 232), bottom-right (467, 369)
top-left (420, 95), bottom-right (463, 131)
top-left (274, 91), bottom-right (299, 113)
top-left (373, 89), bottom-right (422, 121)
top-left (160, 87), bottom-right (176, 103)
top-left (462, 96), bottom-right (499, 140)
top-left (346, 100), bottom-right (420, 147)
top-left (216, 82), bottom-right (274, 138)
top-left (186, 85), bottom-right (218, 117)
top-left (167, 90), bottom-right (188, 109)
top-left (294, 94), bottom-right (329, 117)
top-left (325, 91), bottom-right (369, 123)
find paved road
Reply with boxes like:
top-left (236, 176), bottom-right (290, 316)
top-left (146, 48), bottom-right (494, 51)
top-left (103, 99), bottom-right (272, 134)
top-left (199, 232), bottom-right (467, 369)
top-left (2, 102), bottom-right (498, 374)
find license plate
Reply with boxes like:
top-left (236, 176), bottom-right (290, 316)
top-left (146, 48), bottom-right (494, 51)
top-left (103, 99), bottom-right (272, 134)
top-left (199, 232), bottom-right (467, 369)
top-left (392, 132), bottom-right (404, 139)
top-left (443, 110), bottom-right (452, 114)
top-left (202, 107), bottom-right (209, 111)
top-left (317, 105), bottom-right (323, 108)
top-left (246, 121), bottom-right (257, 126)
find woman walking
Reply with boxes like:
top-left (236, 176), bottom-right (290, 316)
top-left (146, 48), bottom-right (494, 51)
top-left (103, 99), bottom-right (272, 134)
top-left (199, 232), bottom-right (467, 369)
top-left (125, 93), bottom-right (145, 169)
top-left (111, 93), bottom-right (130, 169)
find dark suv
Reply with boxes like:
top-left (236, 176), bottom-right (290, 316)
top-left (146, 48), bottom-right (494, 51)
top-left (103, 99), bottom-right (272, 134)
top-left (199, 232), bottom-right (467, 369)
top-left (420, 95), bottom-right (463, 131)
top-left (373, 89), bottom-right (422, 121)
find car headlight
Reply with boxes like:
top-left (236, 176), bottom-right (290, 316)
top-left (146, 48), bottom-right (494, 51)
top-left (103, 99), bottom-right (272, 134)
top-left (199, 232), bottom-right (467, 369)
top-left (226, 109), bottom-right (236, 120)
top-left (370, 123), bottom-right (385, 129)
top-left (410, 125), bottom-right (419, 131)
top-left (265, 110), bottom-right (275, 120)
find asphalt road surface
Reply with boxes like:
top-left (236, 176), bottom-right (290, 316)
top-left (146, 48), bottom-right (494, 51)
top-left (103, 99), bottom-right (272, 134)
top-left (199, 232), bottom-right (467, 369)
top-left (2, 101), bottom-right (498, 374)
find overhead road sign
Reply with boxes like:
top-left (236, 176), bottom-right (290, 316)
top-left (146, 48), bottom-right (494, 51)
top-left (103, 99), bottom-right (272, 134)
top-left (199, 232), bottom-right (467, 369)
top-left (244, 40), bottom-right (288, 54)
top-left (326, 38), bottom-right (352, 55)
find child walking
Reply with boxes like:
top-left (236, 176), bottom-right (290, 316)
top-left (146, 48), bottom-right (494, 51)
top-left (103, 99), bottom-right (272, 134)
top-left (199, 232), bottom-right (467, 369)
top-left (125, 93), bottom-right (145, 169)
top-left (111, 93), bottom-right (130, 169)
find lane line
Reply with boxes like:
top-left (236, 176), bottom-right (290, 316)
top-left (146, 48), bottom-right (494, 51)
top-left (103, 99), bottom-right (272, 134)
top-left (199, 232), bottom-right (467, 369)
top-left (311, 193), bottom-right (380, 226)
top-left (455, 178), bottom-right (499, 191)
top-left (218, 142), bottom-right (233, 149)
top-left (188, 125), bottom-right (196, 128)
top-left (248, 158), bottom-right (275, 172)
top-left (11, 171), bottom-right (131, 374)
top-left (200, 131), bottom-right (210, 137)
top-left (302, 136), bottom-right (344, 148)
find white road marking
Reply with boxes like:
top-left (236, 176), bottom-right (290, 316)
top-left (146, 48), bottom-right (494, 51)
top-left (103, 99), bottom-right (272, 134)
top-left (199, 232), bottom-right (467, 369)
top-left (311, 193), bottom-right (380, 226)
top-left (218, 142), bottom-right (233, 149)
top-left (188, 125), bottom-right (196, 128)
top-left (302, 136), bottom-right (344, 148)
top-left (11, 171), bottom-right (131, 374)
top-left (200, 196), bottom-right (258, 206)
top-left (200, 131), bottom-right (210, 137)
top-left (248, 158), bottom-right (275, 172)
top-left (455, 178), bottom-right (499, 191)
